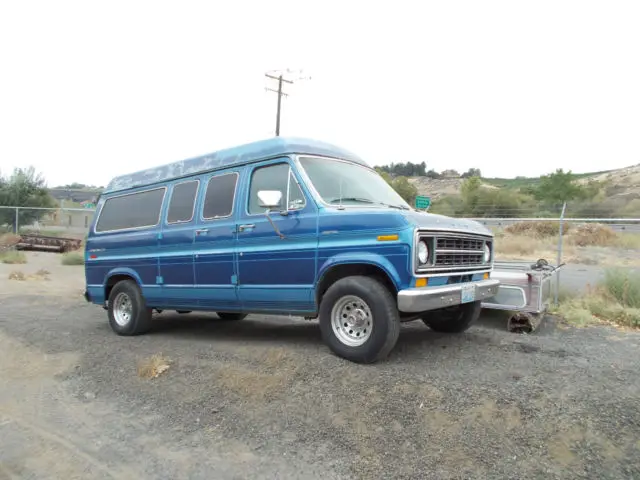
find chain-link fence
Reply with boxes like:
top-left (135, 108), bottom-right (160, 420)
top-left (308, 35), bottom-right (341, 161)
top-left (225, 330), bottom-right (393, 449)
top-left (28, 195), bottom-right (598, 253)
top-left (0, 206), bottom-right (96, 239)
top-left (1, 203), bottom-right (639, 240)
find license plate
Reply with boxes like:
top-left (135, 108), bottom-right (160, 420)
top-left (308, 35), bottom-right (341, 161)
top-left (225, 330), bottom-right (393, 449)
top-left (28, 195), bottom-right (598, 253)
top-left (461, 284), bottom-right (476, 303)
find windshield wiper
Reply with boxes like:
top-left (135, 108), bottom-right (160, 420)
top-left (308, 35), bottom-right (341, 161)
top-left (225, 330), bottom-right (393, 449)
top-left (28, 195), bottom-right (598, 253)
top-left (329, 197), bottom-right (376, 205)
top-left (378, 202), bottom-right (410, 210)
top-left (329, 197), bottom-right (410, 210)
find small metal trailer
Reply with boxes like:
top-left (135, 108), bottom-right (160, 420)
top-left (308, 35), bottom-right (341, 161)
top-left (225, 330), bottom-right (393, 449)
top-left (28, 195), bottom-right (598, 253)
top-left (482, 259), bottom-right (564, 333)
top-left (15, 233), bottom-right (82, 253)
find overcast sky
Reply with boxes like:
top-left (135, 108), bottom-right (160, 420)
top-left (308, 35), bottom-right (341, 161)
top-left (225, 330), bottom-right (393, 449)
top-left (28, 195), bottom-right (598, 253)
top-left (1, 0), bottom-right (639, 187)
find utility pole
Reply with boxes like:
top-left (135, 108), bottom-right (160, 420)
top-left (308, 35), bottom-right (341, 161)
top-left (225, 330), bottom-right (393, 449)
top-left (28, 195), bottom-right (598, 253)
top-left (264, 69), bottom-right (310, 136)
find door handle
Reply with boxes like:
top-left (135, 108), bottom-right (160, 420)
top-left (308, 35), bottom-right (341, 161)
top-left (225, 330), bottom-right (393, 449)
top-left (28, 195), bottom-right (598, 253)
top-left (195, 228), bottom-right (209, 235)
top-left (238, 224), bottom-right (255, 232)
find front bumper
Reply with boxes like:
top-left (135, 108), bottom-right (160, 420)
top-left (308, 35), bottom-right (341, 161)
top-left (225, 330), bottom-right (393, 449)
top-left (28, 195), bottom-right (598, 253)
top-left (397, 279), bottom-right (500, 313)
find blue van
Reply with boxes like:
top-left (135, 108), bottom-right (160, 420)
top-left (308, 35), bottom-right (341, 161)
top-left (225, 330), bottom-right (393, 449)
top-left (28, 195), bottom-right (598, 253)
top-left (84, 137), bottom-right (499, 363)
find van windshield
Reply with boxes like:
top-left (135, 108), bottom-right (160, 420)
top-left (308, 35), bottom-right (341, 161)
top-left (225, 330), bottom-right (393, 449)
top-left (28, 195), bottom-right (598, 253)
top-left (298, 156), bottom-right (411, 210)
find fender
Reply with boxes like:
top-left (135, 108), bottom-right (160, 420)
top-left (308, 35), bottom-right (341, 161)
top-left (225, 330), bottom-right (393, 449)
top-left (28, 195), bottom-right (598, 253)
top-left (317, 251), bottom-right (403, 290)
top-left (104, 267), bottom-right (144, 288)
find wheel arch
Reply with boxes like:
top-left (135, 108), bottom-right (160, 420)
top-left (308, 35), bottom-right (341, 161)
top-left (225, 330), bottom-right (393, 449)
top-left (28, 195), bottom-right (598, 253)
top-left (315, 261), bottom-right (399, 307)
top-left (104, 268), bottom-right (142, 301)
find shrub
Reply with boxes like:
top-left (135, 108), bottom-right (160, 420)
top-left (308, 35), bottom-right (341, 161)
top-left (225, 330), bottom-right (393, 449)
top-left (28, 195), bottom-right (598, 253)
top-left (601, 268), bottom-right (640, 309)
top-left (61, 252), bottom-right (84, 265)
top-left (0, 233), bottom-right (21, 247)
top-left (0, 250), bottom-right (27, 264)
top-left (567, 223), bottom-right (618, 247)
top-left (504, 220), bottom-right (569, 238)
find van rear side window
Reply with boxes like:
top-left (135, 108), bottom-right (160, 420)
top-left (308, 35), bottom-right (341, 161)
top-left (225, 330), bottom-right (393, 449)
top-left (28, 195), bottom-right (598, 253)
top-left (167, 180), bottom-right (199, 224)
top-left (95, 188), bottom-right (166, 233)
top-left (202, 172), bottom-right (238, 219)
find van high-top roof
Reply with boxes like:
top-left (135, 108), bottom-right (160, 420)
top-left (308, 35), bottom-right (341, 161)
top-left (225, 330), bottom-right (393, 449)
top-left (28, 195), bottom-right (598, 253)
top-left (104, 137), bottom-right (369, 194)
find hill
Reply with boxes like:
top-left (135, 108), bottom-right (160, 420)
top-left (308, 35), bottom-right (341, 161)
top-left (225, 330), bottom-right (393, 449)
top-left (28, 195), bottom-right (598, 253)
top-left (403, 163), bottom-right (640, 218)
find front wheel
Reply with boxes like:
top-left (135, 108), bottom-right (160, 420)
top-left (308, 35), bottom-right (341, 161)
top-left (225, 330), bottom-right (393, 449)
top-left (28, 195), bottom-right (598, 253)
top-left (319, 276), bottom-right (400, 364)
top-left (421, 301), bottom-right (482, 333)
top-left (107, 280), bottom-right (153, 335)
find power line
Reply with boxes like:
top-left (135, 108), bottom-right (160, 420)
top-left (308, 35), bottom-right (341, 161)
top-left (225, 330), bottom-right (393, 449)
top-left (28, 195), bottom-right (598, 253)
top-left (264, 69), bottom-right (310, 136)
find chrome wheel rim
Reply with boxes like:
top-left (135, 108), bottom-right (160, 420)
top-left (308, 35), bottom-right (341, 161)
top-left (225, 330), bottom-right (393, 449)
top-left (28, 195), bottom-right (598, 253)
top-left (113, 292), bottom-right (133, 327)
top-left (331, 295), bottom-right (373, 347)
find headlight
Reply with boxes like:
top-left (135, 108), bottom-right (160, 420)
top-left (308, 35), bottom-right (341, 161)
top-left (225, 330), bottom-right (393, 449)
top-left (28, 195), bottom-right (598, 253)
top-left (418, 240), bottom-right (429, 264)
top-left (484, 243), bottom-right (491, 263)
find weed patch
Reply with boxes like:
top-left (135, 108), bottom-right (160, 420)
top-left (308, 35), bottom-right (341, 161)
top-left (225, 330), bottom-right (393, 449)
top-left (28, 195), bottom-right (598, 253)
top-left (61, 252), bottom-right (84, 265)
top-left (137, 354), bottom-right (171, 379)
top-left (554, 270), bottom-right (640, 329)
top-left (1, 250), bottom-right (27, 264)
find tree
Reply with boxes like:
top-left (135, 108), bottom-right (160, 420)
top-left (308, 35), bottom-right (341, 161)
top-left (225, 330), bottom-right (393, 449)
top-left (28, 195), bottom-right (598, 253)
top-left (534, 169), bottom-right (584, 204)
top-left (461, 168), bottom-right (482, 178)
top-left (375, 169), bottom-right (418, 205)
top-left (379, 161), bottom-right (428, 177)
top-left (0, 167), bottom-right (56, 231)
top-left (392, 176), bottom-right (418, 204)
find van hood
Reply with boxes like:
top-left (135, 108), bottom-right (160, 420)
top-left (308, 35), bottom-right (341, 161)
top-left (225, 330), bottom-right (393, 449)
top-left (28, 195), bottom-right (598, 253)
top-left (401, 210), bottom-right (492, 236)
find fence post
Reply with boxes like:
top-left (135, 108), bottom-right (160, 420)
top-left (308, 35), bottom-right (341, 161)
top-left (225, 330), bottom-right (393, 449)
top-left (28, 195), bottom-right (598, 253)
top-left (15, 207), bottom-right (19, 234)
top-left (554, 202), bottom-right (567, 305)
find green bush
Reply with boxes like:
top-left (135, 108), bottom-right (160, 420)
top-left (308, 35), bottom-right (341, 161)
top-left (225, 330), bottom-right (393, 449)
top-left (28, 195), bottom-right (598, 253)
top-left (602, 269), bottom-right (640, 309)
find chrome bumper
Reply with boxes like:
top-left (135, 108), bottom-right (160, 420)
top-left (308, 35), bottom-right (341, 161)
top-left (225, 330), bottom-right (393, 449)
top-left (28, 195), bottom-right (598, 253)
top-left (397, 279), bottom-right (500, 313)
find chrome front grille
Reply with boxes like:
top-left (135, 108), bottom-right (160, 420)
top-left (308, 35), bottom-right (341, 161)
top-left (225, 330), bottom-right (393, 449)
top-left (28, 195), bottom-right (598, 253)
top-left (415, 231), bottom-right (492, 274)
top-left (436, 237), bottom-right (484, 251)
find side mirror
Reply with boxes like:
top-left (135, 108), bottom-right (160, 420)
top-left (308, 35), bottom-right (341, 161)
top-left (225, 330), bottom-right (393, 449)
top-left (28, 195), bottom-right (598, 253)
top-left (257, 190), bottom-right (286, 240)
top-left (257, 190), bottom-right (283, 209)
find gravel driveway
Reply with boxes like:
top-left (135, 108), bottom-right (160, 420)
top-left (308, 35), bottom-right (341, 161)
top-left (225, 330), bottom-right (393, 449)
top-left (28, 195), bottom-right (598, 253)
top-left (0, 255), bottom-right (639, 479)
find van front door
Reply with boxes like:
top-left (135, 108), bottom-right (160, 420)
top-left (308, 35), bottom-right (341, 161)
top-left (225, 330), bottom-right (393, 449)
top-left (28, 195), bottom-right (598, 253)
top-left (236, 159), bottom-right (318, 314)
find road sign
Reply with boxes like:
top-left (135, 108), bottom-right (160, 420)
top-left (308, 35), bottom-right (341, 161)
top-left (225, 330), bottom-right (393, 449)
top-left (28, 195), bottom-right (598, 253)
top-left (415, 195), bottom-right (431, 210)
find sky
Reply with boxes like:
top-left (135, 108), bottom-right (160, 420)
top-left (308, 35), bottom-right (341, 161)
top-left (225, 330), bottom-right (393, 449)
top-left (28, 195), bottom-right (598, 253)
top-left (1, 0), bottom-right (639, 188)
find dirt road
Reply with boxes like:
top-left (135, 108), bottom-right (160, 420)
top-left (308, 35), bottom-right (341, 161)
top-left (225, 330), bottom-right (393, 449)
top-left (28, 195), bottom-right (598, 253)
top-left (1, 253), bottom-right (639, 479)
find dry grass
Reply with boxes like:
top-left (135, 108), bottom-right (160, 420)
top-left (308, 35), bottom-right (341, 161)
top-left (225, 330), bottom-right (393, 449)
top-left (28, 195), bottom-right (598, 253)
top-left (137, 354), bottom-right (171, 379)
top-left (1, 250), bottom-right (27, 264)
top-left (61, 252), bottom-right (84, 265)
top-left (504, 220), bottom-right (569, 237)
top-left (554, 269), bottom-right (640, 329)
top-left (0, 233), bottom-right (21, 247)
top-left (8, 270), bottom-right (26, 281)
top-left (216, 366), bottom-right (288, 400)
top-left (215, 348), bottom-right (299, 401)
top-left (567, 224), bottom-right (619, 247)
top-left (495, 222), bottom-right (640, 267)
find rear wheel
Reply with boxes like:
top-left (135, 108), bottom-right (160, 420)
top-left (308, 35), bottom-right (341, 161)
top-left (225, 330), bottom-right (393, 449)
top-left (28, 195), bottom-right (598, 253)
top-left (319, 276), bottom-right (400, 364)
top-left (107, 280), bottom-right (153, 335)
top-left (216, 312), bottom-right (247, 321)
top-left (421, 301), bottom-right (482, 333)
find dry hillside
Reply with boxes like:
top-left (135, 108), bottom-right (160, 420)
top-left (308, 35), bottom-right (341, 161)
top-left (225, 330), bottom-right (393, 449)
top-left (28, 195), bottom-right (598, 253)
top-left (407, 177), bottom-right (497, 199)
top-left (408, 163), bottom-right (640, 200)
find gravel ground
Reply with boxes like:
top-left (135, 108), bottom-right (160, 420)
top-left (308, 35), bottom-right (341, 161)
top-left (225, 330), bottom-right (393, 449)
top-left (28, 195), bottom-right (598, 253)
top-left (1, 254), bottom-right (639, 479)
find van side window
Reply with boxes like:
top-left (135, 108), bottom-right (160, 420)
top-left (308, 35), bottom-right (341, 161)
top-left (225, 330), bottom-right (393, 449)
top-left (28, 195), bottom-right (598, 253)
top-left (248, 163), bottom-right (305, 214)
top-left (202, 172), bottom-right (238, 219)
top-left (95, 187), bottom-right (165, 233)
top-left (167, 180), bottom-right (199, 224)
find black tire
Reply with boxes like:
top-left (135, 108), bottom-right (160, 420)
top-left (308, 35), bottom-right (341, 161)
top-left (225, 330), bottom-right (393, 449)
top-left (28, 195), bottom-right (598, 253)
top-left (421, 301), bottom-right (482, 333)
top-left (319, 276), bottom-right (400, 364)
top-left (216, 312), bottom-right (248, 321)
top-left (176, 310), bottom-right (192, 314)
top-left (107, 280), bottom-right (153, 336)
